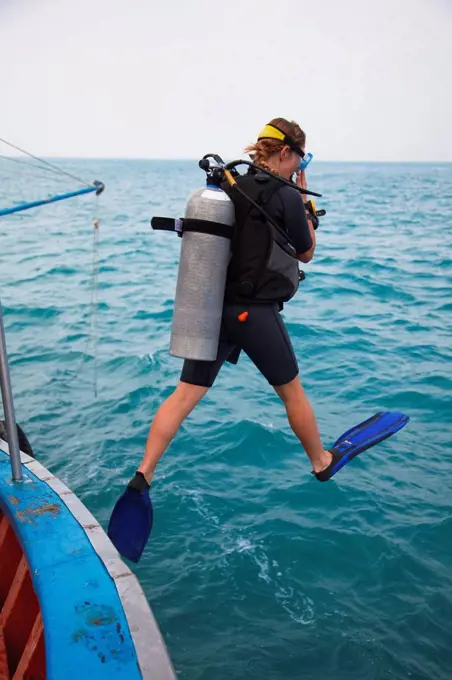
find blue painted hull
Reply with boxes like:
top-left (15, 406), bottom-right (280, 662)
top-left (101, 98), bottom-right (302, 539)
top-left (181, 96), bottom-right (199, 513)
top-left (0, 441), bottom-right (176, 679)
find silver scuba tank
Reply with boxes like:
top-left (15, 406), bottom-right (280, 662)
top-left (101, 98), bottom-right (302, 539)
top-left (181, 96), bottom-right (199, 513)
top-left (169, 155), bottom-right (235, 361)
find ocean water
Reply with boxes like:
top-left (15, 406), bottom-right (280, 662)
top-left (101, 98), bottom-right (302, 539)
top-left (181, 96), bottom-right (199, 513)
top-left (1, 158), bottom-right (451, 680)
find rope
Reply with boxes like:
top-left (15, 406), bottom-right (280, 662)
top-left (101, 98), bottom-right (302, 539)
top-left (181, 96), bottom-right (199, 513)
top-left (0, 137), bottom-right (91, 187)
top-left (0, 137), bottom-right (103, 396)
top-left (64, 212), bottom-right (101, 397)
top-left (0, 163), bottom-right (67, 183)
top-left (91, 207), bottom-right (100, 398)
top-left (0, 153), bottom-right (58, 174)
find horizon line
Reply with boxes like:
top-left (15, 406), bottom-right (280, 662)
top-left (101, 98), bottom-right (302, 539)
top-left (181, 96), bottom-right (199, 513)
top-left (1, 155), bottom-right (451, 164)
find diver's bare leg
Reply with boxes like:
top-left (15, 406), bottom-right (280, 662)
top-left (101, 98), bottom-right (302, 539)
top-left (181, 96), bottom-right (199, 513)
top-left (138, 382), bottom-right (208, 485)
top-left (274, 377), bottom-right (332, 472)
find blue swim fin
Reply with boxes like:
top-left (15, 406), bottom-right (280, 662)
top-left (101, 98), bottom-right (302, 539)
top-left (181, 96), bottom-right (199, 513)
top-left (107, 473), bottom-right (153, 563)
top-left (314, 410), bottom-right (410, 482)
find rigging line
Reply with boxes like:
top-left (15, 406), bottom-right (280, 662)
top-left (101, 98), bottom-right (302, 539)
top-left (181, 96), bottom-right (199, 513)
top-left (92, 216), bottom-right (100, 398)
top-left (88, 201), bottom-right (100, 398)
top-left (64, 216), bottom-right (101, 395)
top-left (0, 136), bottom-right (91, 187)
top-left (0, 153), bottom-right (60, 175)
top-left (0, 164), bottom-right (70, 183)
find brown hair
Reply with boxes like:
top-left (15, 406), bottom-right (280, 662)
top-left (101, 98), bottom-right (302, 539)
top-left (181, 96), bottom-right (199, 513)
top-left (245, 117), bottom-right (306, 174)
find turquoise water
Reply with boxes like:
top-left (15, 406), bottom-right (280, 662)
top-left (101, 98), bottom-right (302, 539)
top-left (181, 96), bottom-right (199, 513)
top-left (1, 159), bottom-right (451, 679)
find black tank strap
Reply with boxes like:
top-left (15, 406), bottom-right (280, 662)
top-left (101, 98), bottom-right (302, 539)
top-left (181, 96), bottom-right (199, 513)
top-left (182, 219), bottom-right (233, 240)
top-left (151, 216), bottom-right (232, 240)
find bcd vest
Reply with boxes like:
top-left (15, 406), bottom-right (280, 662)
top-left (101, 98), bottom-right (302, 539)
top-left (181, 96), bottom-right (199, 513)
top-left (223, 173), bottom-right (301, 305)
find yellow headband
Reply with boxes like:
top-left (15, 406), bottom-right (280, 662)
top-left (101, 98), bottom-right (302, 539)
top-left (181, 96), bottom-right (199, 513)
top-left (257, 124), bottom-right (286, 143)
top-left (257, 123), bottom-right (304, 157)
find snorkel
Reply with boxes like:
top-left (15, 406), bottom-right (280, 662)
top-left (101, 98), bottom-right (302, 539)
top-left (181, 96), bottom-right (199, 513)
top-left (299, 152), bottom-right (313, 171)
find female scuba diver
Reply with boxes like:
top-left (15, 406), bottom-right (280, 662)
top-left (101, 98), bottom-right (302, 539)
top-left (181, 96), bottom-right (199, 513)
top-left (131, 117), bottom-right (336, 489)
top-left (108, 119), bottom-right (409, 562)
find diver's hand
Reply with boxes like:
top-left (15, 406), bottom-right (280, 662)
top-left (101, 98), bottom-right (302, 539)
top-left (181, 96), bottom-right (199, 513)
top-left (296, 170), bottom-right (307, 193)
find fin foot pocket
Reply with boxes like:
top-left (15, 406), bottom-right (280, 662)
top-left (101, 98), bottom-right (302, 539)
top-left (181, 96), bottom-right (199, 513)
top-left (107, 474), bottom-right (153, 563)
top-left (313, 411), bottom-right (410, 482)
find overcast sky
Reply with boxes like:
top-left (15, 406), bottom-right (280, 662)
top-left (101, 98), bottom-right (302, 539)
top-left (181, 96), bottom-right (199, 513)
top-left (1, 0), bottom-right (451, 161)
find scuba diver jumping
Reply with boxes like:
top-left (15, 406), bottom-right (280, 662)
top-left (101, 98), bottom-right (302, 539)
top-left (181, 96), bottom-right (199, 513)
top-left (107, 118), bottom-right (409, 562)
top-left (140, 118), bottom-right (333, 480)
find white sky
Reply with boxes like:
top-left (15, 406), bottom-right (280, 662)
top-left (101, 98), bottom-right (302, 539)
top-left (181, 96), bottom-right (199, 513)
top-left (1, 0), bottom-right (451, 161)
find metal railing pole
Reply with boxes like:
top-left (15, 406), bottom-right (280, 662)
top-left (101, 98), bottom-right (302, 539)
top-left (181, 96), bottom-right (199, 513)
top-left (0, 299), bottom-right (22, 481)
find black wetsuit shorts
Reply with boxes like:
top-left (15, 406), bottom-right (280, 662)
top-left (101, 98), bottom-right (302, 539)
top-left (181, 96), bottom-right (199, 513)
top-left (180, 303), bottom-right (299, 388)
